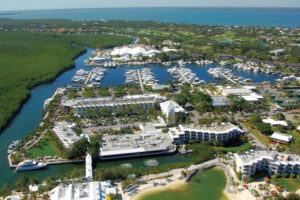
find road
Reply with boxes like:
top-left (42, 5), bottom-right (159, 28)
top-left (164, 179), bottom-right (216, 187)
top-left (239, 122), bottom-right (266, 149)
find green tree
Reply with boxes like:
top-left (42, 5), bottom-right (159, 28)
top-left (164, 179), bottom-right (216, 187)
top-left (172, 94), bottom-right (187, 106)
top-left (276, 113), bottom-right (286, 120)
top-left (249, 113), bottom-right (262, 125)
top-left (257, 122), bottom-right (273, 135)
top-left (0, 184), bottom-right (11, 198)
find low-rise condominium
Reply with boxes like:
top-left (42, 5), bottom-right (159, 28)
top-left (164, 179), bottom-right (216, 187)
top-left (61, 94), bottom-right (167, 117)
top-left (235, 150), bottom-right (300, 179)
top-left (168, 122), bottom-right (243, 145)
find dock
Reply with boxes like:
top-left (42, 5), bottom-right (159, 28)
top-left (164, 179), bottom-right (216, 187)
top-left (176, 68), bottom-right (190, 83)
top-left (84, 71), bottom-right (93, 85)
top-left (137, 70), bottom-right (145, 92)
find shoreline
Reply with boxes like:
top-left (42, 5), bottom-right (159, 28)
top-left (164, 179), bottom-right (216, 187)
top-left (126, 166), bottom-right (232, 200)
top-left (0, 48), bottom-right (87, 134)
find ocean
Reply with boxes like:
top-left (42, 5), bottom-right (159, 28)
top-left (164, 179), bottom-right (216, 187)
top-left (0, 7), bottom-right (300, 27)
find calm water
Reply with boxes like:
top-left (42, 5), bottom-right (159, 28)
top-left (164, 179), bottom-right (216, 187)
top-left (141, 168), bottom-right (228, 200)
top-left (102, 63), bottom-right (279, 87)
top-left (0, 46), bottom-right (279, 187)
top-left (0, 8), bottom-right (300, 27)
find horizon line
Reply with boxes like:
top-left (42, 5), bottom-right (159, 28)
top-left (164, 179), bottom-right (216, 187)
top-left (1, 6), bottom-right (300, 12)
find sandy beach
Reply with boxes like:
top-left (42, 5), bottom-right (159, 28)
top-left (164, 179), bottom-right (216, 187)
top-left (132, 178), bottom-right (188, 200)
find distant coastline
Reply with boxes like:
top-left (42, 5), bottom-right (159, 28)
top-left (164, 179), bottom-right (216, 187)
top-left (0, 7), bottom-right (299, 28)
top-left (1, 7), bottom-right (300, 13)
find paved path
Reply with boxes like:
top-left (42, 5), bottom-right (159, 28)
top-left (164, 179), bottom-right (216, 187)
top-left (239, 122), bottom-right (266, 149)
top-left (84, 71), bottom-right (93, 85)
top-left (137, 70), bottom-right (145, 92)
top-left (176, 68), bottom-right (190, 83)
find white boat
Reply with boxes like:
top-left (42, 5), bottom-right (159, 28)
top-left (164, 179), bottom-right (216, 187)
top-left (16, 160), bottom-right (47, 171)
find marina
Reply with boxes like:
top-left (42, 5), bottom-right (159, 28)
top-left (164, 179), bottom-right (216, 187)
top-left (167, 66), bottom-right (205, 85)
top-left (0, 47), bottom-right (281, 187)
top-left (208, 67), bottom-right (253, 84)
top-left (125, 68), bottom-right (158, 86)
top-left (72, 67), bottom-right (107, 87)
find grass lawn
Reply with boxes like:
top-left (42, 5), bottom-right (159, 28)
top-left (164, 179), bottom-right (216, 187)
top-left (287, 130), bottom-right (300, 154)
top-left (242, 122), bottom-right (271, 146)
top-left (26, 136), bottom-right (58, 158)
top-left (215, 142), bottom-right (252, 153)
top-left (277, 178), bottom-right (300, 192)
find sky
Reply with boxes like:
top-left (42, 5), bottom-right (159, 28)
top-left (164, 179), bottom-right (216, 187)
top-left (0, 0), bottom-right (300, 11)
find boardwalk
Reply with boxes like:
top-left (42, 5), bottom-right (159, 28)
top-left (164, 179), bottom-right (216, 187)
top-left (137, 70), bottom-right (145, 92)
top-left (176, 68), bottom-right (190, 83)
top-left (84, 71), bottom-right (93, 85)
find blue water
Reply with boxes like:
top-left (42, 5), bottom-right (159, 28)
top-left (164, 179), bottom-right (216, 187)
top-left (0, 7), bottom-right (300, 27)
top-left (101, 63), bottom-right (279, 86)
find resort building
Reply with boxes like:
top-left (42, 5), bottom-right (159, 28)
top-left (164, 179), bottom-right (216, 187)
top-left (160, 100), bottom-right (185, 125)
top-left (270, 132), bottom-right (293, 144)
top-left (99, 132), bottom-right (176, 160)
top-left (62, 94), bottom-right (167, 117)
top-left (262, 118), bottom-right (288, 127)
top-left (52, 121), bottom-right (83, 148)
top-left (235, 150), bottom-right (300, 179)
top-left (111, 45), bottom-right (160, 58)
top-left (50, 181), bottom-right (116, 200)
top-left (219, 86), bottom-right (264, 103)
top-left (168, 123), bottom-right (243, 145)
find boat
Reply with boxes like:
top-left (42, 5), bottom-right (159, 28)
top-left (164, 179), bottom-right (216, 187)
top-left (16, 160), bottom-right (47, 171)
top-left (7, 140), bottom-right (20, 155)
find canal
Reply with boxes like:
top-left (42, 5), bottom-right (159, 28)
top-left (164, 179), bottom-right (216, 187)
top-left (0, 47), bottom-right (279, 187)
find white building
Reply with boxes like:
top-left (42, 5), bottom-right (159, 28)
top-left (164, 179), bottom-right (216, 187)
top-left (52, 121), bottom-right (83, 148)
top-left (111, 46), bottom-right (160, 57)
top-left (235, 150), bottom-right (300, 179)
top-left (270, 132), bottom-right (293, 144)
top-left (270, 49), bottom-right (286, 58)
top-left (220, 87), bottom-right (264, 103)
top-left (160, 100), bottom-right (185, 125)
top-left (168, 123), bottom-right (243, 145)
top-left (62, 94), bottom-right (167, 117)
top-left (262, 118), bottom-right (288, 127)
top-left (50, 181), bottom-right (116, 200)
top-left (99, 132), bottom-right (175, 160)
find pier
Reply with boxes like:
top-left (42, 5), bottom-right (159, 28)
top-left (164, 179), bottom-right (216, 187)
top-left (137, 70), bottom-right (145, 92)
top-left (176, 67), bottom-right (190, 83)
top-left (86, 153), bottom-right (93, 181)
top-left (84, 71), bottom-right (93, 85)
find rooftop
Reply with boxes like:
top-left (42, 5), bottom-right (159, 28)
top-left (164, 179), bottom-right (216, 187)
top-left (100, 132), bottom-right (174, 157)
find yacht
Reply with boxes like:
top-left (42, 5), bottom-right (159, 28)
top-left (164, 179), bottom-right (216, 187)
top-left (178, 59), bottom-right (186, 67)
top-left (16, 160), bottom-right (47, 171)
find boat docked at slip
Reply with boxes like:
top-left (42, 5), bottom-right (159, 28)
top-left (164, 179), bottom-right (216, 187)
top-left (16, 160), bottom-right (47, 171)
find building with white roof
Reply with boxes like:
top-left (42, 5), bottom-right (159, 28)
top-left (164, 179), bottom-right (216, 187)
top-left (50, 181), bottom-right (116, 200)
top-left (262, 118), bottom-right (288, 127)
top-left (235, 150), bottom-right (300, 179)
top-left (270, 132), bottom-right (293, 143)
top-left (111, 46), bottom-right (160, 58)
top-left (168, 123), bottom-right (243, 145)
top-left (62, 94), bottom-right (167, 117)
top-left (220, 87), bottom-right (264, 103)
top-left (52, 121), bottom-right (83, 148)
top-left (160, 100), bottom-right (185, 125)
top-left (99, 132), bottom-right (175, 160)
